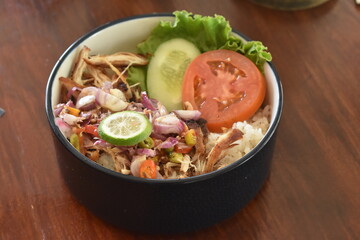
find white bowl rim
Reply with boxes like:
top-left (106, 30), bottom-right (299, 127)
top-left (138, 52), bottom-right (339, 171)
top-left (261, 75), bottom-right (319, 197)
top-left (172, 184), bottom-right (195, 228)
top-left (45, 12), bottom-right (283, 184)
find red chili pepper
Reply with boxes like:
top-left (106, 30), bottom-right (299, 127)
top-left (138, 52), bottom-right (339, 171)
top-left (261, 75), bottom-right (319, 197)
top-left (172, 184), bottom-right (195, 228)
top-left (174, 142), bottom-right (193, 154)
top-left (83, 125), bottom-right (100, 138)
top-left (139, 160), bottom-right (157, 179)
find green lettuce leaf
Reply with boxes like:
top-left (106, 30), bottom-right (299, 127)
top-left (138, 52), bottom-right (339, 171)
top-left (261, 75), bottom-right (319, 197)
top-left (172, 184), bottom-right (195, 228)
top-left (129, 10), bottom-right (272, 90)
top-left (137, 10), bottom-right (272, 71)
top-left (127, 66), bottom-right (146, 90)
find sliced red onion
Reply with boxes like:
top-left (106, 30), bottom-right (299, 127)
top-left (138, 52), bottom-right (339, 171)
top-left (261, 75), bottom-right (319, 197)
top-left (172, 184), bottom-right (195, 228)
top-left (94, 139), bottom-right (112, 148)
top-left (55, 117), bottom-right (72, 138)
top-left (150, 102), bottom-right (168, 120)
top-left (80, 111), bottom-right (95, 122)
top-left (80, 118), bottom-right (91, 127)
top-left (150, 132), bottom-right (167, 141)
top-left (96, 88), bottom-right (128, 111)
top-left (62, 113), bottom-right (79, 125)
top-left (67, 86), bottom-right (81, 98)
top-left (141, 91), bottom-right (156, 111)
top-left (153, 113), bottom-right (185, 135)
top-left (82, 103), bottom-right (97, 111)
top-left (156, 137), bottom-right (179, 149)
top-left (78, 87), bottom-right (98, 100)
top-left (54, 103), bottom-right (65, 116)
top-left (76, 95), bottom-right (96, 110)
top-left (173, 110), bottom-right (201, 120)
top-left (77, 86), bottom-right (128, 112)
top-left (102, 81), bottom-right (113, 92)
top-left (157, 102), bottom-right (168, 116)
top-left (66, 100), bottom-right (75, 108)
top-left (109, 88), bottom-right (127, 102)
top-left (136, 148), bottom-right (157, 157)
top-left (126, 102), bottom-right (144, 112)
top-left (130, 155), bottom-right (146, 177)
top-left (117, 146), bottom-right (136, 156)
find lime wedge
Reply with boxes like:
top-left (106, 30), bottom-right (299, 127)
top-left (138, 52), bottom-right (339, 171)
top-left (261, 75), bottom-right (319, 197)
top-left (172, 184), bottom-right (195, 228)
top-left (98, 111), bottom-right (152, 146)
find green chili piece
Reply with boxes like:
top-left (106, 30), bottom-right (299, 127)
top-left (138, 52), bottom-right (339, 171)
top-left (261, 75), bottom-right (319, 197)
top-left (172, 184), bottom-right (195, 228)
top-left (164, 147), bottom-right (174, 153)
top-left (138, 137), bottom-right (155, 149)
top-left (151, 155), bottom-right (159, 163)
top-left (169, 152), bottom-right (183, 163)
top-left (70, 134), bottom-right (80, 151)
top-left (185, 129), bottom-right (197, 146)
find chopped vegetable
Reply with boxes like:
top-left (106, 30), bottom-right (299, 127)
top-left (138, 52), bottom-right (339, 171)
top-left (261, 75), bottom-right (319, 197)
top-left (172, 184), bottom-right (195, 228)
top-left (168, 152), bottom-right (184, 163)
top-left (184, 129), bottom-right (197, 146)
top-left (55, 118), bottom-right (72, 138)
top-left (164, 147), bottom-right (174, 153)
top-left (173, 109), bottom-right (201, 120)
top-left (76, 95), bottom-right (96, 110)
top-left (153, 113), bottom-right (185, 135)
top-left (83, 125), bottom-right (100, 138)
top-left (70, 134), bottom-right (80, 151)
top-left (138, 137), bottom-right (155, 149)
top-left (136, 148), bottom-right (156, 157)
top-left (65, 106), bottom-right (80, 116)
top-left (139, 159), bottom-right (157, 179)
top-left (174, 142), bottom-right (193, 154)
top-left (127, 66), bottom-right (147, 91)
top-left (156, 137), bottom-right (178, 149)
top-left (62, 113), bottom-right (79, 125)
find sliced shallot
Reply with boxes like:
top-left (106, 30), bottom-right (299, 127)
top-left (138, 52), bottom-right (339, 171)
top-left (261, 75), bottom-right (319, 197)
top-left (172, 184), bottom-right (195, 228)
top-left (130, 155), bottom-right (146, 177)
top-left (156, 137), bottom-right (179, 149)
top-left (62, 113), bottom-right (80, 126)
top-left (55, 118), bottom-right (72, 138)
top-left (173, 110), bottom-right (201, 120)
top-left (153, 113), bottom-right (185, 135)
top-left (76, 95), bottom-right (96, 110)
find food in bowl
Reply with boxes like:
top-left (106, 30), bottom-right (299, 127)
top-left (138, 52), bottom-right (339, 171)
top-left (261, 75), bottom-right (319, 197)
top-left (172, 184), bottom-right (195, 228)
top-left (53, 11), bottom-right (272, 179)
top-left (46, 11), bottom-right (282, 234)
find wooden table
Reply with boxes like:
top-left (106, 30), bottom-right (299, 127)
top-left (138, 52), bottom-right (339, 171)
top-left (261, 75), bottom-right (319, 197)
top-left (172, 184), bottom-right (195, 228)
top-left (1, 0), bottom-right (359, 239)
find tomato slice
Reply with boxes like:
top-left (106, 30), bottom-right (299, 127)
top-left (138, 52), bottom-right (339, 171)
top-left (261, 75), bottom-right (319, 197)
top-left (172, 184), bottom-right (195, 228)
top-left (182, 49), bottom-right (266, 132)
top-left (174, 142), bottom-right (193, 154)
top-left (84, 125), bottom-right (100, 138)
top-left (139, 160), bottom-right (157, 179)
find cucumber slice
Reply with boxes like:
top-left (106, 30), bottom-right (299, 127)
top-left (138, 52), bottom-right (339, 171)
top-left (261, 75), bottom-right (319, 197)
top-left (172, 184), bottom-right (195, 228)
top-left (147, 38), bottom-right (200, 111)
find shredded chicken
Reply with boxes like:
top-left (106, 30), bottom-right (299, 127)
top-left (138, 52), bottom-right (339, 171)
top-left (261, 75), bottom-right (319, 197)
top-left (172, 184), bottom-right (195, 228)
top-left (84, 52), bottom-right (148, 67)
top-left (204, 128), bottom-right (243, 173)
top-left (86, 64), bottom-right (112, 87)
top-left (72, 46), bottom-right (90, 85)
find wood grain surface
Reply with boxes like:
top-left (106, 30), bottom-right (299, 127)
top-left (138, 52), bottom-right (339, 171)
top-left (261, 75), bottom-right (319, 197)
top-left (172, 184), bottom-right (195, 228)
top-left (0, 0), bottom-right (359, 239)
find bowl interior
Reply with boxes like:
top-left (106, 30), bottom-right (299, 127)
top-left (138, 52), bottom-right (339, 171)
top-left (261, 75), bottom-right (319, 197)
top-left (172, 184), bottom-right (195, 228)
top-left (47, 14), bottom-right (282, 179)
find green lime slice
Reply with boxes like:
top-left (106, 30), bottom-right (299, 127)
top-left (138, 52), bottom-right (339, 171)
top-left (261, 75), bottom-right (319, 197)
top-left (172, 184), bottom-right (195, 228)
top-left (98, 111), bottom-right (152, 146)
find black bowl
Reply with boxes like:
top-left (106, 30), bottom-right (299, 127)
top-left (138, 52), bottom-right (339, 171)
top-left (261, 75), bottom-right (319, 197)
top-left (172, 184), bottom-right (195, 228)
top-left (45, 13), bottom-right (283, 234)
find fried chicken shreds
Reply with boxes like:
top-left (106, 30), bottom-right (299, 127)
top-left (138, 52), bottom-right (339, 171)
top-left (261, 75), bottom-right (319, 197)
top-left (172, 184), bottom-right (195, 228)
top-left (72, 46), bottom-right (91, 86)
top-left (84, 52), bottom-right (148, 67)
top-left (204, 128), bottom-right (243, 173)
top-left (69, 46), bottom-right (147, 88)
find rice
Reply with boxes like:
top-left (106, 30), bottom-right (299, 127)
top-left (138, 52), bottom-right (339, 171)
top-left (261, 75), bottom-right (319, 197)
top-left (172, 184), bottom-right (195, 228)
top-left (206, 105), bottom-right (271, 170)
